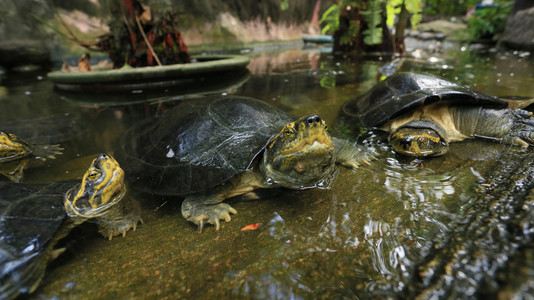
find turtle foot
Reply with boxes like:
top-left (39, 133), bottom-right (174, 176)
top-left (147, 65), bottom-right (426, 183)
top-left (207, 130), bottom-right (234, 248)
top-left (33, 144), bottom-right (63, 161)
top-left (97, 214), bottom-right (143, 240)
top-left (503, 109), bottom-right (534, 147)
top-left (182, 200), bottom-right (237, 233)
top-left (333, 137), bottom-right (377, 169)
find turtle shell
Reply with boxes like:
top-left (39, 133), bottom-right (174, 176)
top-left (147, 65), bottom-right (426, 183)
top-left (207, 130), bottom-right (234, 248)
top-left (0, 180), bottom-right (73, 298)
top-left (340, 72), bottom-right (508, 129)
top-left (0, 115), bottom-right (85, 145)
top-left (117, 96), bottom-right (295, 196)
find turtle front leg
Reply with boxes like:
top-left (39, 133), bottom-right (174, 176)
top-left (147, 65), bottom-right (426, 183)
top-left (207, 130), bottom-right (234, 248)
top-left (181, 194), bottom-right (237, 233)
top-left (93, 197), bottom-right (143, 240)
top-left (181, 172), bottom-right (265, 232)
top-left (0, 159), bottom-right (28, 182)
top-left (452, 107), bottom-right (534, 146)
top-left (333, 137), bottom-right (376, 169)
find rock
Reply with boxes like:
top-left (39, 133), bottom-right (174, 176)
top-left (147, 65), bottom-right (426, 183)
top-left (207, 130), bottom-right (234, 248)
top-left (501, 7), bottom-right (534, 51)
top-left (0, 40), bottom-right (51, 70)
top-left (417, 20), bottom-right (467, 38)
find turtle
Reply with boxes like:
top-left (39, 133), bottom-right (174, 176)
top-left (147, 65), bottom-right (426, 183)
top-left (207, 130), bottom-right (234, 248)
top-left (117, 96), bottom-right (375, 232)
top-left (0, 153), bottom-right (141, 299)
top-left (339, 72), bottom-right (534, 157)
top-left (0, 131), bottom-right (62, 182)
top-left (0, 114), bottom-right (86, 182)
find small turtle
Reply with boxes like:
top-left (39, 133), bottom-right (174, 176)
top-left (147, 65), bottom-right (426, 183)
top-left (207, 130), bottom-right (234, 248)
top-left (0, 131), bottom-right (62, 182)
top-left (0, 153), bottom-right (141, 299)
top-left (339, 72), bottom-right (534, 157)
top-left (0, 115), bottom-right (85, 182)
top-left (117, 96), bottom-right (374, 232)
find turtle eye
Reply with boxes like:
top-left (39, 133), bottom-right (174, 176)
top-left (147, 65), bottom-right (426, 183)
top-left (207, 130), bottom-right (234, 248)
top-left (88, 170), bottom-right (99, 180)
top-left (284, 126), bottom-right (296, 136)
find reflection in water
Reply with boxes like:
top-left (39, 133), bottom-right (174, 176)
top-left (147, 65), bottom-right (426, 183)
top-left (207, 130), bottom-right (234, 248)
top-left (223, 143), bottom-right (491, 298)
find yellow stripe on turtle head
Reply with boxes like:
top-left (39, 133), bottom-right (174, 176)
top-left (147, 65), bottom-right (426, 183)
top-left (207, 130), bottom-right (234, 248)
top-left (0, 132), bottom-right (32, 160)
top-left (67, 154), bottom-right (125, 217)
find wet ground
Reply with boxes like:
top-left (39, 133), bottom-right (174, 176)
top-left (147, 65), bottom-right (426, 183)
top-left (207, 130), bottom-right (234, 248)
top-left (2, 42), bottom-right (534, 298)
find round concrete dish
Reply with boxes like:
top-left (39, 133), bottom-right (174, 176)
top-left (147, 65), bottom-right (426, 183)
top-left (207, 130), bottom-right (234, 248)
top-left (47, 55), bottom-right (250, 92)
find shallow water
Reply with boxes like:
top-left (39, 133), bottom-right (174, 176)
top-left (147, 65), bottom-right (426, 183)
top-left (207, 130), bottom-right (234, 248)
top-left (2, 43), bottom-right (534, 299)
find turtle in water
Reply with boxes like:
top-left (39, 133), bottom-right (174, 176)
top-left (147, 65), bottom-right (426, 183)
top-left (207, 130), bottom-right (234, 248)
top-left (0, 115), bottom-right (86, 182)
top-left (117, 96), bottom-right (374, 232)
top-left (339, 72), bottom-right (534, 157)
top-left (0, 153), bottom-right (141, 299)
top-left (0, 131), bottom-right (62, 182)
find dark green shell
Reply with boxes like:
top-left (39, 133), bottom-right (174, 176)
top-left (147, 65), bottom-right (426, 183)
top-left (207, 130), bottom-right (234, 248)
top-left (117, 96), bottom-right (295, 195)
top-left (340, 72), bottom-right (508, 128)
top-left (0, 115), bottom-right (84, 145)
top-left (0, 181), bottom-right (73, 298)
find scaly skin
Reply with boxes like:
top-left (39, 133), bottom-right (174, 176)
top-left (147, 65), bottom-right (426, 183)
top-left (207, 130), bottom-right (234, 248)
top-left (64, 153), bottom-right (142, 239)
top-left (181, 115), bottom-right (374, 232)
top-left (450, 106), bottom-right (534, 147)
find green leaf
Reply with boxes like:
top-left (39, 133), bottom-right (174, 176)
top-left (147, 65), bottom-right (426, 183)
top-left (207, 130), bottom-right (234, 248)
top-left (280, 0), bottom-right (289, 11)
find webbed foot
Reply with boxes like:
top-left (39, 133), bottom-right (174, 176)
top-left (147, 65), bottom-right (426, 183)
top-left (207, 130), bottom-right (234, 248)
top-left (33, 144), bottom-right (63, 161)
top-left (334, 137), bottom-right (377, 169)
top-left (97, 214), bottom-right (143, 240)
top-left (182, 198), bottom-right (237, 233)
top-left (503, 109), bottom-right (534, 147)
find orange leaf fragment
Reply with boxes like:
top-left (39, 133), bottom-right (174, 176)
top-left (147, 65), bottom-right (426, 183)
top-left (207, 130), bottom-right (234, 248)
top-left (240, 223), bottom-right (259, 232)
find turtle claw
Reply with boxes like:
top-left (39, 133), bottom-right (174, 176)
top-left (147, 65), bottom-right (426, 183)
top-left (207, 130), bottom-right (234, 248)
top-left (198, 219), bottom-right (205, 233)
top-left (98, 215), bottom-right (143, 240)
top-left (33, 144), bottom-right (63, 161)
top-left (503, 109), bottom-right (534, 146)
top-left (182, 199), bottom-right (237, 233)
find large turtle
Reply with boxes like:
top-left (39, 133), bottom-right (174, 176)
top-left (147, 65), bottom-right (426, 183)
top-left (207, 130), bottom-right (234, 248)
top-left (0, 153), bottom-right (141, 299)
top-left (117, 96), bottom-right (374, 232)
top-left (339, 72), bottom-right (534, 157)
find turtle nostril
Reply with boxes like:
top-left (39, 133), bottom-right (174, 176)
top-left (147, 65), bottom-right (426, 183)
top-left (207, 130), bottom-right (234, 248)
top-left (307, 115), bottom-right (321, 125)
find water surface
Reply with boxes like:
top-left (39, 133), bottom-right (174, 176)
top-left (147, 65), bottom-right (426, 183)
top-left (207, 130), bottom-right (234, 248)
top-left (2, 43), bottom-right (534, 298)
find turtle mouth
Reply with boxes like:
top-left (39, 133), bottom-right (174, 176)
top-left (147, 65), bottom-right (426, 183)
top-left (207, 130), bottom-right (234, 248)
top-left (263, 115), bottom-right (337, 189)
top-left (65, 182), bottom-right (126, 218)
top-left (264, 141), bottom-right (336, 190)
top-left (275, 138), bottom-right (334, 160)
top-left (0, 150), bottom-right (27, 162)
top-left (0, 133), bottom-right (32, 162)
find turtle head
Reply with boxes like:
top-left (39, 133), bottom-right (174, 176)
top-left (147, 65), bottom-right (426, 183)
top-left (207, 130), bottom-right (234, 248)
top-left (262, 115), bottom-right (336, 189)
top-left (389, 120), bottom-right (449, 157)
top-left (65, 153), bottom-right (126, 219)
top-left (0, 132), bottom-right (32, 162)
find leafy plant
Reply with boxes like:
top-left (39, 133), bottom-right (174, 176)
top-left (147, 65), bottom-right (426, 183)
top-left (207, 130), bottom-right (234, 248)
top-left (280, 0), bottom-right (289, 11)
top-left (319, 3), bottom-right (341, 35)
top-left (467, 0), bottom-right (513, 40)
top-left (423, 0), bottom-right (478, 16)
top-left (320, 0), bottom-right (422, 50)
top-left (361, 0), bottom-right (384, 45)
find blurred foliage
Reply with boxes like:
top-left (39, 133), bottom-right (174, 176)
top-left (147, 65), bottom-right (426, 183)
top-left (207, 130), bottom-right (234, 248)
top-left (466, 0), bottom-right (513, 40)
top-left (319, 3), bottom-right (341, 35)
top-left (280, 0), bottom-right (289, 11)
top-left (320, 0), bottom-right (422, 48)
top-left (386, 0), bottom-right (422, 28)
top-left (423, 0), bottom-right (478, 16)
top-left (361, 0), bottom-right (383, 45)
